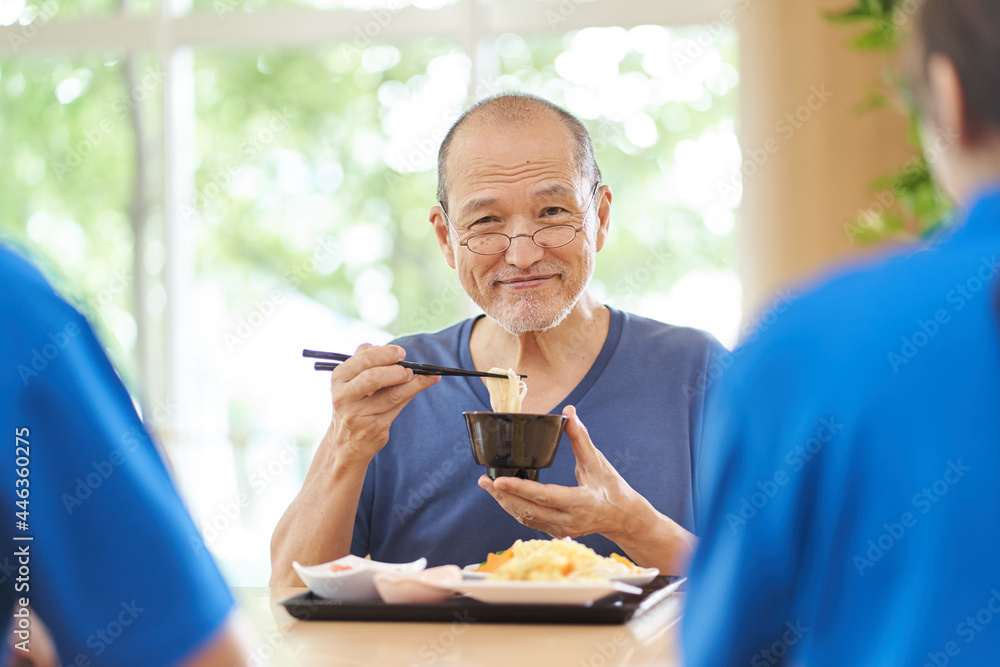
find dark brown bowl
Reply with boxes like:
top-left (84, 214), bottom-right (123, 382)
top-left (463, 412), bottom-right (568, 481)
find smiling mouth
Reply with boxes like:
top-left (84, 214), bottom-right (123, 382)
top-left (496, 275), bottom-right (557, 288)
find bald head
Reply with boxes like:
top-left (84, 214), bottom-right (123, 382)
top-left (436, 93), bottom-right (602, 211)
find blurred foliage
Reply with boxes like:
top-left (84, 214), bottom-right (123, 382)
top-left (826, 0), bottom-right (952, 243)
top-left (192, 41), bottom-right (460, 334)
top-left (194, 26), bottom-right (739, 338)
top-left (0, 53), bottom-right (156, 389)
top-left (825, 0), bottom-right (901, 51)
top-left (499, 27), bottom-right (738, 311)
top-left (0, 21), bottom-right (739, 428)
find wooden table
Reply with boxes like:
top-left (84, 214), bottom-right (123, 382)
top-left (234, 587), bottom-right (684, 666)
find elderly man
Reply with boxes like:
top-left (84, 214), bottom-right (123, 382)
top-left (270, 93), bottom-right (722, 585)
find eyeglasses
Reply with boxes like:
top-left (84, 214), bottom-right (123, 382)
top-left (440, 183), bottom-right (600, 256)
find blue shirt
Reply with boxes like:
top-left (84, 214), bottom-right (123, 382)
top-left (684, 189), bottom-right (1000, 665)
top-left (1, 245), bottom-right (234, 667)
top-left (351, 308), bottom-right (724, 568)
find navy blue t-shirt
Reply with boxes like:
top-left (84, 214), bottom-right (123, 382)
top-left (1, 245), bottom-right (233, 666)
top-left (685, 188), bottom-right (1000, 665)
top-left (351, 307), bottom-right (724, 568)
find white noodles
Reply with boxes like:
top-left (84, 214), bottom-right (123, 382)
top-left (484, 367), bottom-right (527, 413)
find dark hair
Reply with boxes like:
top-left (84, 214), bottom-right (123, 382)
top-left (910, 1), bottom-right (1000, 325)
top-left (435, 92), bottom-right (602, 211)
top-left (911, 0), bottom-right (1000, 127)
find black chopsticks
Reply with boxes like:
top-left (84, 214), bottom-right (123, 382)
top-left (303, 349), bottom-right (526, 379)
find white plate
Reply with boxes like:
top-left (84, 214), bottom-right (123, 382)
top-left (292, 555), bottom-right (427, 601)
top-left (373, 565), bottom-right (463, 604)
top-left (461, 563), bottom-right (659, 586)
top-left (602, 568), bottom-right (659, 586)
top-left (451, 579), bottom-right (642, 605)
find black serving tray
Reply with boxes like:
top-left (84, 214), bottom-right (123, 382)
top-left (280, 575), bottom-right (684, 625)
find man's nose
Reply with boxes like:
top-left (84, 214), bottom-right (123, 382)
top-left (503, 232), bottom-right (545, 269)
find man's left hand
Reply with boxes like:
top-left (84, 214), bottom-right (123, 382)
top-left (477, 404), bottom-right (643, 544)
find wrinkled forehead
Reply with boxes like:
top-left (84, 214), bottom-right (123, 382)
top-left (444, 116), bottom-right (584, 202)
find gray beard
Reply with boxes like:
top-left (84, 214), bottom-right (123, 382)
top-left (487, 291), bottom-right (578, 335)
top-left (461, 245), bottom-right (596, 336)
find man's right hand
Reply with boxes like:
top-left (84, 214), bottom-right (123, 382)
top-left (270, 343), bottom-right (439, 586)
top-left (327, 343), bottom-right (440, 464)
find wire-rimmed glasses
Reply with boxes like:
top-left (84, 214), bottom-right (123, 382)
top-left (440, 183), bottom-right (600, 256)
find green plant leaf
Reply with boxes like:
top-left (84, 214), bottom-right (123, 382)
top-left (827, 0), bottom-right (952, 244)
top-left (853, 86), bottom-right (890, 113)
top-left (881, 213), bottom-right (904, 231)
top-left (850, 26), bottom-right (898, 50)
top-left (878, 0), bottom-right (901, 16)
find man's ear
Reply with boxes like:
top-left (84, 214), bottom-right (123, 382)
top-left (594, 186), bottom-right (612, 252)
top-left (430, 205), bottom-right (457, 269)
top-left (927, 53), bottom-right (980, 149)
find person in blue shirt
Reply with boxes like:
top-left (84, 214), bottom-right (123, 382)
top-left (1, 245), bottom-right (247, 666)
top-left (271, 94), bottom-right (723, 583)
top-left (684, 1), bottom-right (1000, 664)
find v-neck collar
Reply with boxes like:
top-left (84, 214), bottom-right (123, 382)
top-left (457, 307), bottom-right (624, 413)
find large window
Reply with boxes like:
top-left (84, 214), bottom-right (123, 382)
top-left (1, 0), bottom-right (740, 584)
top-left (0, 50), bottom-right (163, 394)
